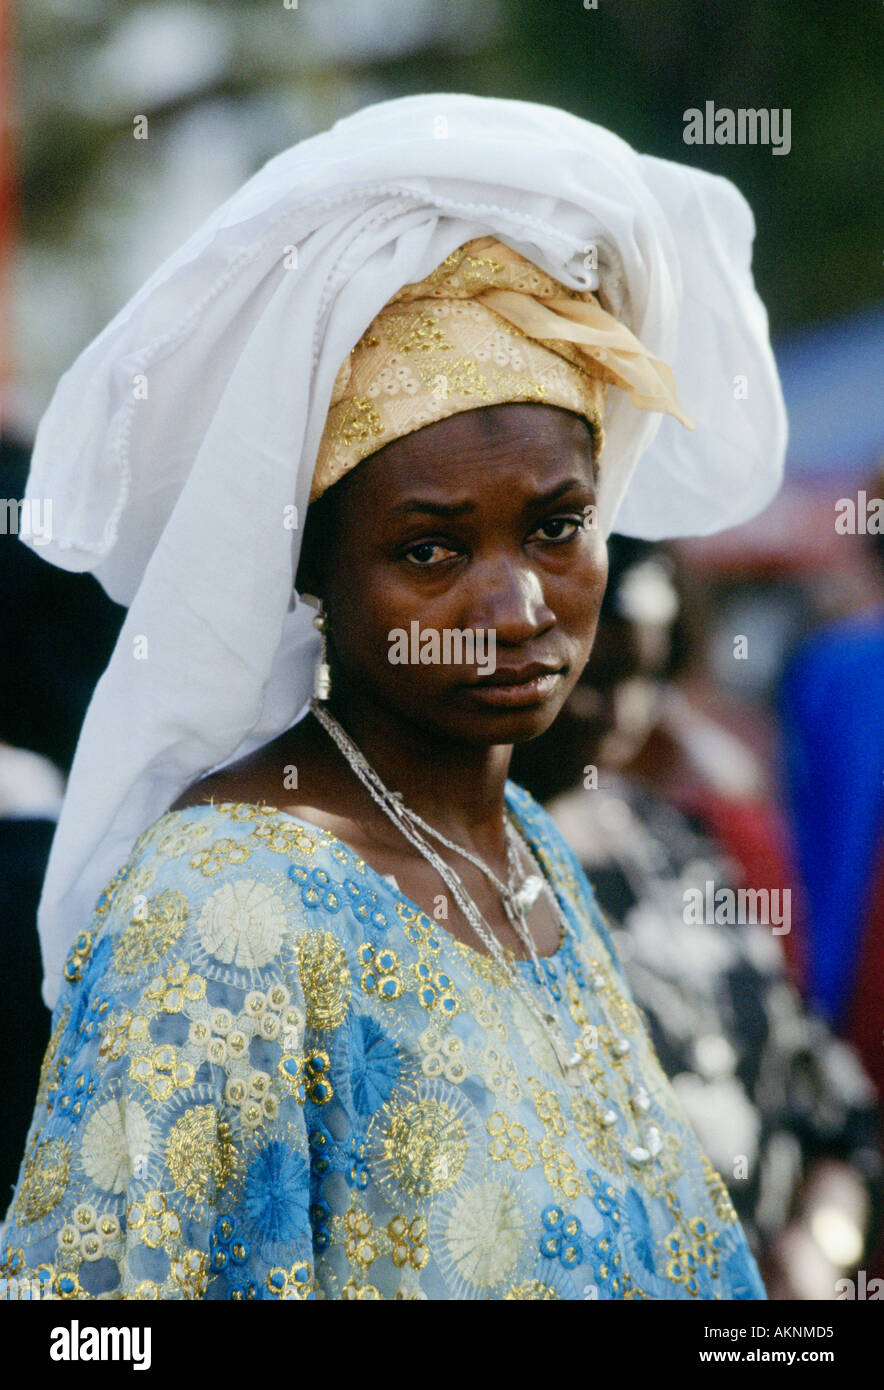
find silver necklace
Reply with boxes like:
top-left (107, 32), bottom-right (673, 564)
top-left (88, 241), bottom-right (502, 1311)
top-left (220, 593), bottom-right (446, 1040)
top-left (310, 699), bottom-right (585, 1084)
top-left (310, 700), bottom-right (668, 1164)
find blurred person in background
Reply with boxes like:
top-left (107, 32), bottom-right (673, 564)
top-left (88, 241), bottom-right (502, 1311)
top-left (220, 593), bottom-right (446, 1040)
top-left (513, 536), bottom-right (882, 1298)
top-left (780, 466), bottom-right (884, 1279)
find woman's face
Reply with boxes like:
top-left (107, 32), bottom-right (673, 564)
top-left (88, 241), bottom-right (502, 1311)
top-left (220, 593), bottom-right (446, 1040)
top-left (311, 402), bottom-right (608, 746)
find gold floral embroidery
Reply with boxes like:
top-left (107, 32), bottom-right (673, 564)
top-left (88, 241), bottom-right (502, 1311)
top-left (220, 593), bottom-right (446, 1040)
top-left (298, 931), bottom-right (351, 1029)
top-left (384, 306), bottom-right (454, 354)
top-left (129, 1045), bottom-right (195, 1101)
top-left (388, 1214), bottom-right (429, 1270)
top-left (358, 941), bottom-right (402, 1003)
top-left (373, 1097), bottom-right (468, 1199)
top-left (63, 931), bottom-right (94, 984)
top-left (265, 1261), bottom-right (314, 1299)
top-left (127, 1190), bottom-right (182, 1250)
top-left (539, 1136), bottom-right (581, 1200)
top-left (341, 1279), bottom-right (382, 1300)
top-left (143, 961), bottom-right (206, 1014)
top-left (330, 396), bottom-right (385, 449)
top-left (486, 1112), bottom-right (533, 1170)
top-left (164, 1106), bottom-right (237, 1205)
top-left (13, 1135), bottom-right (71, 1225)
top-left (170, 1248), bottom-right (210, 1298)
top-left (190, 837), bottom-right (251, 876)
top-left (505, 1278), bottom-right (560, 1300)
top-left (570, 1092), bottom-right (624, 1175)
top-left (115, 890), bottom-right (189, 974)
top-left (702, 1154), bottom-right (739, 1225)
top-left (344, 1206), bottom-right (378, 1267)
top-left (35, 1007), bottom-right (71, 1106)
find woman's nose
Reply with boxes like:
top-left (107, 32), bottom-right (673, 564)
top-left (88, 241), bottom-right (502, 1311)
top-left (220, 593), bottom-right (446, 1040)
top-left (468, 561), bottom-right (555, 645)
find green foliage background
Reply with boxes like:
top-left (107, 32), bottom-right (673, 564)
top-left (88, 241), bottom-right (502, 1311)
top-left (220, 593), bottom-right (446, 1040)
top-left (16, 0), bottom-right (883, 391)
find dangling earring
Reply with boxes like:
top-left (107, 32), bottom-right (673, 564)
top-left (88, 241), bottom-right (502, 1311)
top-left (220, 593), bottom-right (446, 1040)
top-left (313, 600), bottom-right (332, 701)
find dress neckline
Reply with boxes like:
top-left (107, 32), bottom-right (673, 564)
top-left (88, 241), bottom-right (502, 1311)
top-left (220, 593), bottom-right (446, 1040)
top-left (155, 788), bottom-right (568, 967)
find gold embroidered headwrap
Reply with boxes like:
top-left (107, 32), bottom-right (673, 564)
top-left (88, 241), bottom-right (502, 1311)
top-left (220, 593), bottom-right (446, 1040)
top-left (311, 236), bottom-right (693, 500)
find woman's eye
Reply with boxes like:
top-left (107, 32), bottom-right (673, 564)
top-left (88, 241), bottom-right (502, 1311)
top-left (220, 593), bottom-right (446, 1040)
top-left (403, 541), bottom-right (458, 567)
top-left (533, 515), bottom-right (583, 543)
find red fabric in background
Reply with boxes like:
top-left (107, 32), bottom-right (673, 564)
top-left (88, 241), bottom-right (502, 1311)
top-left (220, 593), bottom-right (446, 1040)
top-left (845, 830), bottom-right (884, 1280)
top-left (847, 830), bottom-right (884, 1100)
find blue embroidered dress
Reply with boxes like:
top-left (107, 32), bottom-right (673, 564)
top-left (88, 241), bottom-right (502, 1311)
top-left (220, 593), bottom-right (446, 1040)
top-left (2, 785), bottom-right (765, 1300)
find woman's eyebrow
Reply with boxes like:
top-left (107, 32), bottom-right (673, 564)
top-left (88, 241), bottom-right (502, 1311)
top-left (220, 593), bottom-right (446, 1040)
top-left (526, 476), bottom-right (593, 505)
top-left (386, 477), bottom-right (592, 522)
top-left (386, 498), bottom-right (476, 520)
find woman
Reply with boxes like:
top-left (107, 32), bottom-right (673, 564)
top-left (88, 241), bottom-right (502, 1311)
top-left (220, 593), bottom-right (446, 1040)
top-left (2, 96), bottom-right (785, 1299)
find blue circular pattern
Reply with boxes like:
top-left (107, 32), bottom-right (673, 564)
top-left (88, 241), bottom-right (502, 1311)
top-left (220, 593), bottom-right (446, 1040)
top-left (349, 1015), bottom-right (401, 1116)
top-left (243, 1142), bottom-right (310, 1246)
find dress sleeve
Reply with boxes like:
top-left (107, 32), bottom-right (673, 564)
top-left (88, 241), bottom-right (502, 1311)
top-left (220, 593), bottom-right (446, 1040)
top-left (1, 811), bottom-right (318, 1301)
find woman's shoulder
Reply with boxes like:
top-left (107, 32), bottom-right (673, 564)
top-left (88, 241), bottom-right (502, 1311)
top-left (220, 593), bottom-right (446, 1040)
top-left (128, 798), bottom-right (378, 897)
top-left (130, 797), bottom-right (347, 868)
top-left (74, 799), bottom-right (384, 995)
top-left (167, 758), bottom-right (272, 814)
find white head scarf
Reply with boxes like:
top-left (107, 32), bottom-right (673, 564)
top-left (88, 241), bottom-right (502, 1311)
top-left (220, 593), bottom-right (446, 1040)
top-left (22, 93), bottom-right (786, 1006)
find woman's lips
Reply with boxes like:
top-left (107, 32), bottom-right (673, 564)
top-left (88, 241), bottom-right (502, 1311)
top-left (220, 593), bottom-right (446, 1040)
top-left (463, 671), bottom-right (564, 708)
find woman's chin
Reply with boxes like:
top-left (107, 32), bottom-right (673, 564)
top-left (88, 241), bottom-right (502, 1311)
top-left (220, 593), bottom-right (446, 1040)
top-left (436, 686), bottom-right (571, 744)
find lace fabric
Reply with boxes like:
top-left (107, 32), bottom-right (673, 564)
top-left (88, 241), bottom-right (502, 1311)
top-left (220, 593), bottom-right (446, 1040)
top-left (2, 784), bottom-right (764, 1301)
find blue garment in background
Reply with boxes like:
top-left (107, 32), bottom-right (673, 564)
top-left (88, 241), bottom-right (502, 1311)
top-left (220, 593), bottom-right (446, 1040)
top-left (780, 613), bottom-right (884, 1023)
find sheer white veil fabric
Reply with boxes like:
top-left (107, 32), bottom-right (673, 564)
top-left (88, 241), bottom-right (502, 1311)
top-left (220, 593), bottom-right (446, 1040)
top-left (22, 94), bottom-right (787, 1006)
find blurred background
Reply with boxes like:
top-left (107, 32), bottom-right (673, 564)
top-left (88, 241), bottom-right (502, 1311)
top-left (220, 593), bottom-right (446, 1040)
top-left (1, 0), bottom-right (883, 1298)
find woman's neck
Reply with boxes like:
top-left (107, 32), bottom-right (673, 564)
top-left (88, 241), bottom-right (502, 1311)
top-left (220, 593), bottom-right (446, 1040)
top-left (306, 691), bottom-right (513, 856)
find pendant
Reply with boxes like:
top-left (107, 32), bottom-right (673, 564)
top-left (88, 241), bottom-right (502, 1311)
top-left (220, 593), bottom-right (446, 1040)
top-left (549, 1028), bottom-right (584, 1087)
top-left (512, 874), bottom-right (544, 913)
top-left (559, 1056), bottom-right (584, 1088)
